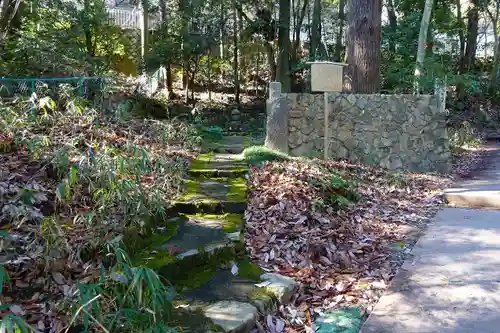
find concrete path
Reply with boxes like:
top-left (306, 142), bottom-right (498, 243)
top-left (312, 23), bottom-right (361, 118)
top-left (361, 142), bottom-right (500, 333)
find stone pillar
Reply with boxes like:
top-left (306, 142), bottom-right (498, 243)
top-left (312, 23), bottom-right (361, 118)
top-left (265, 82), bottom-right (288, 153)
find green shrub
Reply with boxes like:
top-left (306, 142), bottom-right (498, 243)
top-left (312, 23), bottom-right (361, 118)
top-left (448, 121), bottom-right (482, 152)
top-left (242, 146), bottom-right (290, 165)
top-left (310, 170), bottom-right (360, 211)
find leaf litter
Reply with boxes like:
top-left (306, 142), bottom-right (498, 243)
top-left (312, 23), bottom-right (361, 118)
top-left (0, 104), bottom-right (197, 330)
top-left (245, 159), bottom-right (453, 332)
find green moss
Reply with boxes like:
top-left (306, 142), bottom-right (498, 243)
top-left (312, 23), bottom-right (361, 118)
top-left (222, 213), bottom-right (244, 232)
top-left (242, 145), bottom-right (290, 165)
top-left (177, 265), bottom-right (219, 290)
top-left (243, 136), bottom-right (253, 149)
top-left (189, 167), bottom-right (248, 176)
top-left (123, 215), bottom-right (183, 254)
top-left (178, 176), bottom-right (246, 203)
top-left (236, 258), bottom-right (263, 281)
top-left (134, 248), bottom-right (177, 269)
top-left (184, 213), bottom-right (243, 233)
top-left (248, 287), bottom-right (277, 301)
top-left (190, 152), bottom-right (213, 170)
top-left (185, 178), bottom-right (200, 193)
top-left (227, 177), bottom-right (247, 201)
top-left (158, 243), bottom-right (237, 288)
top-left (248, 287), bottom-right (278, 313)
top-left (169, 306), bottom-right (222, 333)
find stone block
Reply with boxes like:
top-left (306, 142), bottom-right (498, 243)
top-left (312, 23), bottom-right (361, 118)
top-left (260, 273), bottom-right (298, 303)
top-left (205, 301), bottom-right (258, 333)
top-left (265, 82), bottom-right (289, 154)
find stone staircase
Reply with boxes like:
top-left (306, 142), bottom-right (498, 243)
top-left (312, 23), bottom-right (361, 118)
top-left (135, 136), bottom-right (297, 332)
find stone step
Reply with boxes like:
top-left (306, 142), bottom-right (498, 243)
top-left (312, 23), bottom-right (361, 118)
top-left (170, 177), bottom-right (247, 214)
top-left (163, 214), bottom-right (243, 256)
top-left (137, 214), bottom-right (244, 278)
top-left (175, 267), bottom-right (298, 333)
top-left (444, 190), bottom-right (500, 209)
top-left (134, 216), bottom-right (298, 333)
top-left (444, 178), bottom-right (500, 210)
top-left (189, 153), bottom-right (249, 178)
top-left (206, 136), bottom-right (247, 155)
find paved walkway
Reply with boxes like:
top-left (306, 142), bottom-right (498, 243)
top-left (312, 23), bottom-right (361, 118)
top-left (361, 142), bottom-right (500, 333)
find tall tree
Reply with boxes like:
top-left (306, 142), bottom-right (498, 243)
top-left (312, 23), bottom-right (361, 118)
top-left (0, 0), bottom-right (21, 49)
top-left (291, 0), bottom-right (308, 66)
top-left (346, 0), bottom-right (382, 93)
top-left (386, 0), bottom-right (397, 54)
top-left (159, 0), bottom-right (174, 97)
top-left (233, 0), bottom-right (240, 103)
top-left (334, 0), bottom-right (345, 61)
top-left (487, 0), bottom-right (500, 90)
top-left (310, 0), bottom-right (321, 59)
top-left (463, 0), bottom-right (479, 71)
top-left (456, 0), bottom-right (465, 67)
top-left (414, 0), bottom-right (434, 94)
top-left (277, 0), bottom-right (291, 92)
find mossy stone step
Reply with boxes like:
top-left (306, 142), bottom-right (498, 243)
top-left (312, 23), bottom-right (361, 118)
top-left (136, 214), bottom-right (244, 283)
top-left (206, 136), bottom-right (248, 154)
top-left (163, 217), bottom-right (231, 253)
top-left (170, 177), bottom-right (247, 214)
top-left (189, 153), bottom-right (249, 178)
top-left (175, 267), bottom-right (299, 333)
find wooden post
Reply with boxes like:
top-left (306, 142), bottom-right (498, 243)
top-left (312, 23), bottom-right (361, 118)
top-left (324, 92), bottom-right (329, 160)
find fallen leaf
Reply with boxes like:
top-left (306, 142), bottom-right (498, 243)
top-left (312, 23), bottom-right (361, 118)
top-left (9, 304), bottom-right (25, 316)
top-left (52, 272), bottom-right (65, 285)
top-left (231, 263), bottom-right (238, 276)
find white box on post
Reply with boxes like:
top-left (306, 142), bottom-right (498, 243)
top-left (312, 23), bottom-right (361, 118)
top-left (307, 61), bottom-right (347, 93)
top-left (306, 61), bottom-right (348, 160)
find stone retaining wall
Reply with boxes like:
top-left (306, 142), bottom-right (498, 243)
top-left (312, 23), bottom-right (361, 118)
top-left (284, 93), bottom-right (451, 173)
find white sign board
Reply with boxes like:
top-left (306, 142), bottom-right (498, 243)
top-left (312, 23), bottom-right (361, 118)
top-left (308, 61), bottom-right (347, 92)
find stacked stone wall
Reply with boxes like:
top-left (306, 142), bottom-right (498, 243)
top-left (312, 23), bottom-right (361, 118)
top-left (283, 93), bottom-right (450, 173)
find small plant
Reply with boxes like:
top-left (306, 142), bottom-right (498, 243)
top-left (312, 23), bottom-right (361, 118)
top-left (310, 171), bottom-right (360, 210)
top-left (69, 244), bottom-right (176, 333)
top-left (311, 198), bottom-right (326, 211)
top-left (242, 146), bottom-right (290, 165)
top-left (387, 171), bottom-right (410, 187)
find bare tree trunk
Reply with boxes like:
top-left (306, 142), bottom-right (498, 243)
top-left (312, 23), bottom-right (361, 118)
top-left (83, 0), bottom-right (94, 57)
top-left (456, 0), bottom-right (465, 69)
top-left (179, 0), bottom-right (189, 91)
top-left (233, 0), bottom-right (240, 104)
top-left (414, 0), bottom-right (434, 94)
top-left (346, 0), bottom-right (382, 93)
top-left (488, 2), bottom-right (500, 90)
top-left (159, 0), bottom-right (174, 97)
top-left (291, 0), bottom-right (308, 65)
top-left (238, 10), bottom-right (246, 80)
top-left (220, 0), bottom-right (224, 59)
top-left (310, 0), bottom-right (321, 60)
top-left (463, 0), bottom-right (479, 71)
top-left (140, 0), bottom-right (149, 72)
top-left (266, 42), bottom-right (277, 81)
top-left (386, 0), bottom-right (397, 54)
top-left (334, 0), bottom-right (345, 61)
top-left (277, 0), bottom-right (291, 92)
top-left (0, 0), bottom-right (21, 48)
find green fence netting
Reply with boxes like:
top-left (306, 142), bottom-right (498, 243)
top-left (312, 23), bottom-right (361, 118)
top-left (0, 76), bottom-right (107, 100)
